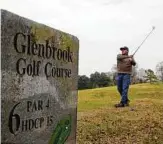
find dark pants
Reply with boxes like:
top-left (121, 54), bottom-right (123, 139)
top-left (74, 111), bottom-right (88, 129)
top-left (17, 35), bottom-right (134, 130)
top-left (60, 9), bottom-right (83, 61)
top-left (116, 73), bottom-right (131, 104)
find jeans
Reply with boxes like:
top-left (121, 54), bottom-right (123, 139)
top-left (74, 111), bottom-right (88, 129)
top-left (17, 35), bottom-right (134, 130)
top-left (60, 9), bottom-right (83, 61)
top-left (116, 73), bottom-right (131, 104)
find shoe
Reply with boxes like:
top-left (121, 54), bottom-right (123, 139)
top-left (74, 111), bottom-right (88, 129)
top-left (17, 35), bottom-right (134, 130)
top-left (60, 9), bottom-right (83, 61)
top-left (114, 103), bottom-right (125, 108)
top-left (115, 102), bottom-right (129, 108)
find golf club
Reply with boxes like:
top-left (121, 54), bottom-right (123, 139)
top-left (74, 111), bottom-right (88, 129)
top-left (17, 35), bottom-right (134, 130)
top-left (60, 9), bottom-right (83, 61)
top-left (132, 26), bottom-right (155, 56)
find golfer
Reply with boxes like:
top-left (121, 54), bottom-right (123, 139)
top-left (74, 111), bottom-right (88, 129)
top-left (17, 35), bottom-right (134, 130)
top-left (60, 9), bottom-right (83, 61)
top-left (115, 46), bottom-right (136, 108)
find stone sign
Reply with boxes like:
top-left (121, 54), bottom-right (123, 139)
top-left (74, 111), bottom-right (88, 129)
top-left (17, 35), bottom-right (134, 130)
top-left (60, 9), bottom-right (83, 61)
top-left (1, 9), bottom-right (79, 144)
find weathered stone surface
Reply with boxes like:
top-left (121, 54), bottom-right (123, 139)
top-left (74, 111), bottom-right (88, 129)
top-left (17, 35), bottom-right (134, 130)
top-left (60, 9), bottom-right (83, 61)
top-left (1, 9), bottom-right (79, 144)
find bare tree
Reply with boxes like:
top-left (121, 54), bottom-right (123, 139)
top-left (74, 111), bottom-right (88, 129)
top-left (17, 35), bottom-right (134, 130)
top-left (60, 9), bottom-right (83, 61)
top-left (156, 61), bottom-right (163, 82)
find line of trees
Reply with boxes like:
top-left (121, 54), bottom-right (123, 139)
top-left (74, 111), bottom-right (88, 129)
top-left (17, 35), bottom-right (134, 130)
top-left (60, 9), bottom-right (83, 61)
top-left (78, 61), bottom-right (163, 90)
top-left (78, 72), bottom-right (113, 90)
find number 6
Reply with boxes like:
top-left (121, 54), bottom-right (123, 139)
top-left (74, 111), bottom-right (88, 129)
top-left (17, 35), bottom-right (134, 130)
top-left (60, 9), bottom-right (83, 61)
top-left (8, 102), bottom-right (21, 135)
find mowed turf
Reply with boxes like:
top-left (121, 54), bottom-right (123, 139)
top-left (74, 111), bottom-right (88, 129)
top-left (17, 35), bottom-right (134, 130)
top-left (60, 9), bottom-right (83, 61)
top-left (77, 83), bottom-right (163, 144)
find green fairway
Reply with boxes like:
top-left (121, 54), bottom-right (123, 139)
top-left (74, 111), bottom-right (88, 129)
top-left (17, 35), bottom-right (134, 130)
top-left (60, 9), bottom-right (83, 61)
top-left (77, 83), bottom-right (163, 144)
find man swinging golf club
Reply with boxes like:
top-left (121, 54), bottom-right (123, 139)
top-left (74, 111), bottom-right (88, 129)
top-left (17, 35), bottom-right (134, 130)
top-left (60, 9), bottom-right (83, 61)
top-left (115, 46), bottom-right (136, 108)
top-left (114, 26), bottom-right (155, 108)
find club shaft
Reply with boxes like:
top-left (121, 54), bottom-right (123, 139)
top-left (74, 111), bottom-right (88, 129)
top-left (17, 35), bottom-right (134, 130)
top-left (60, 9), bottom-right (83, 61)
top-left (133, 28), bottom-right (155, 56)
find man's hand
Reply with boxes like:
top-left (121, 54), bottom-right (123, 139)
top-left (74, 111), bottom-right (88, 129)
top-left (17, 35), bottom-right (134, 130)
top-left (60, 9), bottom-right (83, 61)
top-left (129, 55), bottom-right (136, 66)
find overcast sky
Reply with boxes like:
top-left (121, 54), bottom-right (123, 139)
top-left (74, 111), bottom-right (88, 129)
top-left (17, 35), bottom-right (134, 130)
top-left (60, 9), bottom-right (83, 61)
top-left (1, 0), bottom-right (163, 76)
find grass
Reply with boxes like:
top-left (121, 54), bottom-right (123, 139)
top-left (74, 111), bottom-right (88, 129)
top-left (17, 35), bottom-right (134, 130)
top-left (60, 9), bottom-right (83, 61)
top-left (77, 83), bottom-right (163, 144)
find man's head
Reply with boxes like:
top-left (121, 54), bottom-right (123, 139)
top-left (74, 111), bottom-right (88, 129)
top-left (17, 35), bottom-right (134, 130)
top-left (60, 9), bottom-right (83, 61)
top-left (120, 46), bottom-right (129, 55)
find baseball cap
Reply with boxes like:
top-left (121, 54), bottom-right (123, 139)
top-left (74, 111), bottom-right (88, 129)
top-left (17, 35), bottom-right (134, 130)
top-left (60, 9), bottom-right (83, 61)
top-left (120, 46), bottom-right (129, 51)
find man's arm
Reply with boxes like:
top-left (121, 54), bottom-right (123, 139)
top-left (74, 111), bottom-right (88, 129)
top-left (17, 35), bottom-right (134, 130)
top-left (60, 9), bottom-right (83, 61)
top-left (117, 54), bottom-right (132, 60)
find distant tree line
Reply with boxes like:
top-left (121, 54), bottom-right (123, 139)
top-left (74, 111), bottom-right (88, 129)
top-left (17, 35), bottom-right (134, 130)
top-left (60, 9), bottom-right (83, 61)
top-left (78, 61), bottom-right (163, 90)
top-left (78, 72), bottom-right (112, 90)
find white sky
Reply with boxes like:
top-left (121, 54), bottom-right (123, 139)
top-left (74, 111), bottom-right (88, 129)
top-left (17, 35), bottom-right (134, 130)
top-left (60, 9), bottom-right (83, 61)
top-left (1, 0), bottom-right (163, 76)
